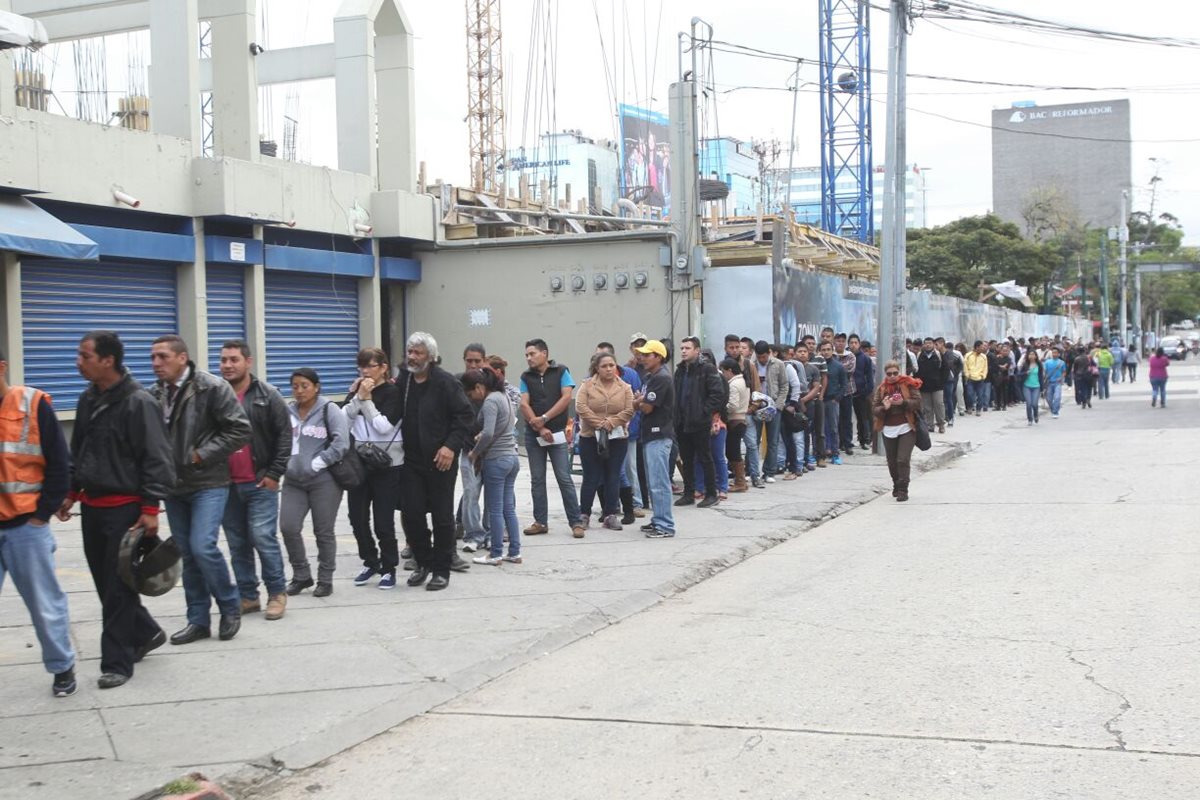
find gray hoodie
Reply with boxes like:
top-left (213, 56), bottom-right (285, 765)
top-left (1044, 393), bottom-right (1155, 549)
top-left (286, 398), bottom-right (350, 486)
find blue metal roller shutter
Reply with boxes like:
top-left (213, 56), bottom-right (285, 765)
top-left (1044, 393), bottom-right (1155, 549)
top-left (21, 260), bottom-right (177, 410)
top-left (206, 265), bottom-right (247, 372)
top-left (264, 272), bottom-right (359, 390)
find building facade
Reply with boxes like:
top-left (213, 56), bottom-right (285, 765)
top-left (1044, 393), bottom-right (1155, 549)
top-left (699, 137), bottom-right (761, 218)
top-left (771, 164), bottom-right (928, 232)
top-left (502, 131), bottom-right (621, 212)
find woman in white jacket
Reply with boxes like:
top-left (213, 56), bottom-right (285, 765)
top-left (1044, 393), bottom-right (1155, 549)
top-left (720, 358), bottom-right (751, 492)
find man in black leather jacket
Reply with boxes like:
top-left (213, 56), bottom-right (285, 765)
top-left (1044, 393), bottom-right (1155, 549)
top-left (673, 337), bottom-right (726, 509)
top-left (148, 335), bottom-right (251, 645)
top-left (58, 331), bottom-right (176, 689)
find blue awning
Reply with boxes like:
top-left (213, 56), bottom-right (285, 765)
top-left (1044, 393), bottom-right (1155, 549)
top-left (0, 196), bottom-right (99, 260)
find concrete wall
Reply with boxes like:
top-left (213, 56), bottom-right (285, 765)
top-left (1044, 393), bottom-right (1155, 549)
top-left (409, 236), bottom-right (687, 378)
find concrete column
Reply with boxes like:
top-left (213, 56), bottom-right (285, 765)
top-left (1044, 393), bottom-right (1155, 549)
top-left (150, 0), bottom-right (201, 150)
top-left (1, 252), bottom-right (24, 386)
top-left (333, 14), bottom-right (376, 179)
top-left (210, 0), bottom-right (260, 162)
top-left (376, 3), bottom-right (416, 192)
top-left (358, 243), bottom-right (382, 349)
top-left (246, 225), bottom-right (267, 374)
top-left (178, 219), bottom-right (209, 368)
top-left (0, 0), bottom-right (14, 119)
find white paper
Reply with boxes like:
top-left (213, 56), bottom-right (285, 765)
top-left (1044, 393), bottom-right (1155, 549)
top-left (536, 431), bottom-right (567, 447)
top-left (608, 425), bottom-right (629, 439)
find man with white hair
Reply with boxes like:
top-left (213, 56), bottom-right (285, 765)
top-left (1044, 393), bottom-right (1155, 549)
top-left (394, 333), bottom-right (474, 591)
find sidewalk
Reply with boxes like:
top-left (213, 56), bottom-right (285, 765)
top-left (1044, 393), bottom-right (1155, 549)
top-left (2, 411), bottom-right (996, 800)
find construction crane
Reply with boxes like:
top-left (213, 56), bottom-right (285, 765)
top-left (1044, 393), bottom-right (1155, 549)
top-left (466, 0), bottom-right (505, 193)
top-left (819, 0), bottom-right (874, 243)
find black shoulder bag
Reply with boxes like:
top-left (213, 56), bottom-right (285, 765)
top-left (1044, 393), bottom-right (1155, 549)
top-left (353, 384), bottom-right (405, 472)
top-left (321, 404), bottom-right (365, 490)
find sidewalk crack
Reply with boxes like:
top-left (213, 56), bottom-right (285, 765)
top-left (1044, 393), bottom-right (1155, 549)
top-left (1060, 643), bottom-right (1131, 751)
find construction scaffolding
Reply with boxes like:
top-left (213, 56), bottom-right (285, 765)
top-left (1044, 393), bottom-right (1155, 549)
top-left (465, 0), bottom-right (505, 193)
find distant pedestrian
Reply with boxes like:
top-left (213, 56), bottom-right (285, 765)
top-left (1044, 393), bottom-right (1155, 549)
top-left (1149, 348), bottom-right (1170, 408)
top-left (915, 337), bottom-right (948, 434)
top-left (673, 338), bottom-right (725, 508)
top-left (634, 340), bottom-right (676, 538)
top-left (720, 358), bottom-right (750, 493)
top-left (1094, 344), bottom-right (1114, 399)
top-left (1072, 350), bottom-right (1095, 409)
top-left (1043, 347), bottom-right (1067, 419)
top-left (575, 352), bottom-right (634, 531)
top-left (462, 367), bottom-right (522, 566)
top-left (963, 341), bottom-right (989, 416)
top-left (872, 361), bottom-right (922, 502)
top-left (519, 339), bottom-right (584, 537)
top-left (1016, 349), bottom-right (1046, 425)
top-left (1124, 345), bottom-right (1139, 382)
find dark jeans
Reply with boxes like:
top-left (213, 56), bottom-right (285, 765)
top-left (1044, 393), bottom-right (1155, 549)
top-left (347, 464), bottom-right (402, 574)
top-left (838, 395), bottom-right (855, 451)
top-left (223, 481), bottom-right (286, 599)
top-left (726, 421), bottom-right (747, 464)
top-left (677, 426), bottom-right (716, 497)
top-left (992, 379), bottom-right (1008, 409)
top-left (810, 398), bottom-right (825, 459)
top-left (943, 379), bottom-right (958, 422)
top-left (1074, 375), bottom-right (1093, 406)
top-left (524, 431), bottom-right (582, 527)
top-left (578, 436), bottom-right (628, 517)
top-left (853, 393), bottom-right (873, 445)
top-left (400, 463), bottom-right (457, 578)
top-left (165, 486), bottom-right (238, 627)
top-left (882, 431), bottom-right (916, 493)
top-left (81, 503), bottom-right (163, 678)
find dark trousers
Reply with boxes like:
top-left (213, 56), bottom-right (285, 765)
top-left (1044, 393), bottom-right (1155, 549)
top-left (399, 463), bottom-right (457, 578)
top-left (636, 440), bottom-right (649, 506)
top-left (579, 436), bottom-right (628, 517)
top-left (677, 426), bottom-right (716, 497)
top-left (882, 432), bottom-right (916, 492)
top-left (838, 395), bottom-right (855, 451)
top-left (852, 393), bottom-right (873, 446)
top-left (725, 421), bottom-right (747, 464)
top-left (81, 503), bottom-right (162, 678)
top-left (992, 379), bottom-right (1008, 409)
top-left (347, 464), bottom-right (402, 574)
top-left (810, 398), bottom-right (825, 459)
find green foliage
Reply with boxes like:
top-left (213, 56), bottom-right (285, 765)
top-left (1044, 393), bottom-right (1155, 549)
top-left (907, 214), bottom-right (1058, 304)
top-left (1128, 213), bottom-right (1196, 325)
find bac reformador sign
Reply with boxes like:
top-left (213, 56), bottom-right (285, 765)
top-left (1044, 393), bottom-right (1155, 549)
top-left (1008, 105), bottom-right (1114, 124)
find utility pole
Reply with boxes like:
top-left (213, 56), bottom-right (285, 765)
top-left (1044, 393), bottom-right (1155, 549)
top-left (877, 0), bottom-right (908, 368)
top-left (1098, 242), bottom-right (1110, 341)
top-left (1119, 190), bottom-right (1129, 345)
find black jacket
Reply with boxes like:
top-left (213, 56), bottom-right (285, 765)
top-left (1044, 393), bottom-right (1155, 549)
top-left (239, 375), bottom-right (291, 482)
top-left (673, 358), bottom-right (725, 432)
top-left (915, 350), bottom-right (949, 392)
top-left (71, 372), bottom-right (176, 504)
top-left (149, 363), bottom-right (252, 494)
top-left (396, 366), bottom-right (474, 462)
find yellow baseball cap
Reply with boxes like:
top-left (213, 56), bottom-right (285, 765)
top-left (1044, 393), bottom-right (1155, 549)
top-left (635, 340), bottom-right (668, 359)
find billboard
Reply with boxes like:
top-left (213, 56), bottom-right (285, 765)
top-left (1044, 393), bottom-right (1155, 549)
top-left (618, 104), bottom-right (671, 210)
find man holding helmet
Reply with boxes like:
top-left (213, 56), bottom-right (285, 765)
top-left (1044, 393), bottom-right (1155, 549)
top-left (58, 331), bottom-right (176, 689)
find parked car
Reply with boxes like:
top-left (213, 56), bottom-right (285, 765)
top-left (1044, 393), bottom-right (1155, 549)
top-left (1159, 336), bottom-right (1188, 360)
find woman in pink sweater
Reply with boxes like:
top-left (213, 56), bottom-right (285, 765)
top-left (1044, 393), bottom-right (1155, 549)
top-left (1148, 348), bottom-right (1171, 408)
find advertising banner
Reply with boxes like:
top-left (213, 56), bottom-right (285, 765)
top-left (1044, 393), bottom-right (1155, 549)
top-left (618, 104), bottom-right (671, 211)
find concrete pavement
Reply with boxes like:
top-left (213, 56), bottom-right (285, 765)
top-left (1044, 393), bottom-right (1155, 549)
top-left (250, 362), bottom-right (1200, 799)
top-left (2, 395), bottom-right (976, 800)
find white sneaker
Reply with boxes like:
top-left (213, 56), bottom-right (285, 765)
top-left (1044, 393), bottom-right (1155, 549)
top-left (472, 555), bottom-right (502, 566)
top-left (764, 475), bottom-right (776, 483)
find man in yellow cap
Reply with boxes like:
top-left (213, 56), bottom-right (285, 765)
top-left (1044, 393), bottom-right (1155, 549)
top-left (633, 340), bottom-right (675, 538)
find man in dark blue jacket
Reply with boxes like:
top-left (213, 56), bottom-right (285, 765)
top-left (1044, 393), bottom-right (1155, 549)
top-left (849, 334), bottom-right (875, 451)
top-left (818, 341), bottom-right (847, 465)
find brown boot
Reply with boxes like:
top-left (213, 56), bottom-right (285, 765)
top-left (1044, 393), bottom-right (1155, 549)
top-left (730, 462), bottom-right (749, 493)
top-left (264, 593), bottom-right (287, 621)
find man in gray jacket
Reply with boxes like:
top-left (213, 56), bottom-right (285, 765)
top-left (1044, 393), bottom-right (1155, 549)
top-left (754, 341), bottom-right (790, 482)
top-left (149, 335), bottom-right (251, 645)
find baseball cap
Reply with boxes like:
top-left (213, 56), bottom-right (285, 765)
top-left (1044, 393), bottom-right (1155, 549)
top-left (629, 331), bottom-right (649, 345)
top-left (635, 339), bottom-right (667, 359)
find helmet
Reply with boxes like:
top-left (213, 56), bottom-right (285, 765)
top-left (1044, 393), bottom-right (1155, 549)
top-left (751, 391), bottom-right (777, 422)
top-left (118, 529), bottom-right (181, 597)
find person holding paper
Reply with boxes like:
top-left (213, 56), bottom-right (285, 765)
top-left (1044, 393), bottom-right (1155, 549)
top-left (519, 339), bottom-right (585, 538)
top-left (574, 352), bottom-right (635, 532)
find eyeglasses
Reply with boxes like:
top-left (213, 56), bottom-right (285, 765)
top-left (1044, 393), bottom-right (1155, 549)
top-left (359, 363), bottom-right (383, 370)
top-left (885, 371), bottom-right (900, 376)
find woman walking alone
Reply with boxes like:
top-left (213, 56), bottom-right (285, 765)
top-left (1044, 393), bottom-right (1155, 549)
top-left (1016, 349), bottom-right (1046, 425)
top-left (574, 352), bottom-right (634, 532)
top-left (281, 369), bottom-right (350, 597)
top-left (462, 368), bottom-right (522, 566)
top-left (1072, 349), bottom-right (1095, 409)
top-left (872, 361), bottom-right (922, 502)
top-left (1148, 347), bottom-right (1170, 408)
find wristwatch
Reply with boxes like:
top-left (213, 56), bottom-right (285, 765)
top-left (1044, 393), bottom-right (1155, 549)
top-left (540, 414), bottom-right (549, 424)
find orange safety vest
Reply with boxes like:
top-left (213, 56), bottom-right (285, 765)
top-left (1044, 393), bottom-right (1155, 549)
top-left (0, 386), bottom-right (47, 521)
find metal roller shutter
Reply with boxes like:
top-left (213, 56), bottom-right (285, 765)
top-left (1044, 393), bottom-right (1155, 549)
top-left (21, 260), bottom-right (177, 410)
top-left (206, 265), bottom-right (247, 371)
top-left (264, 272), bottom-right (359, 391)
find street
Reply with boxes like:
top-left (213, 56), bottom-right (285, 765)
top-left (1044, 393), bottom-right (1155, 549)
top-left (251, 362), bottom-right (1200, 799)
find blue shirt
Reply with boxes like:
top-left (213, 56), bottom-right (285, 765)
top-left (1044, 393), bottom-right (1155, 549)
top-left (620, 364), bottom-right (642, 440)
top-left (1043, 358), bottom-right (1066, 386)
top-left (519, 367), bottom-right (574, 394)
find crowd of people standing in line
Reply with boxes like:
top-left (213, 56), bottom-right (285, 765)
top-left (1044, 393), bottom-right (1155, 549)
top-left (0, 322), bottom-right (1176, 698)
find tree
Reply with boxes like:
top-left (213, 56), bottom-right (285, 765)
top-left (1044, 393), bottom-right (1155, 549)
top-left (907, 214), bottom-right (1058, 305)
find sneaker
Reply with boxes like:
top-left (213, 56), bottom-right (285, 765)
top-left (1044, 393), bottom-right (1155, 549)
top-left (633, 508), bottom-right (648, 518)
top-left (473, 555), bottom-right (503, 565)
top-left (52, 668), bottom-right (77, 698)
top-left (377, 572), bottom-right (397, 590)
top-left (449, 553), bottom-right (472, 572)
top-left (502, 554), bottom-right (523, 564)
top-left (782, 472), bottom-right (798, 481)
top-left (640, 523), bottom-right (658, 533)
top-left (604, 514), bottom-right (623, 531)
top-left (462, 541), bottom-right (478, 553)
top-left (523, 522), bottom-right (548, 535)
top-left (1052, 413), bottom-right (1059, 419)
top-left (831, 455), bottom-right (843, 465)
top-left (643, 526), bottom-right (676, 539)
top-left (353, 567), bottom-right (377, 586)
top-left (764, 475), bottom-right (776, 484)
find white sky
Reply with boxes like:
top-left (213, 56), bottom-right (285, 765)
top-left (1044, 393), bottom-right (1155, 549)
top-left (37, 0), bottom-right (1200, 243)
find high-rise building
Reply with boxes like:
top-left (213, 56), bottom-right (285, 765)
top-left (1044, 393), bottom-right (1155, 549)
top-left (699, 137), bottom-right (762, 218)
top-left (771, 164), bottom-right (928, 233)
top-left (501, 131), bottom-right (621, 211)
top-left (991, 99), bottom-right (1131, 233)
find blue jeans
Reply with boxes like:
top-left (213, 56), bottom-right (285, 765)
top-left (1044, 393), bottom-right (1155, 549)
top-left (1046, 383), bottom-right (1063, 415)
top-left (966, 379), bottom-right (989, 412)
top-left (0, 521), bottom-right (74, 674)
top-left (643, 437), bottom-right (675, 534)
top-left (761, 413), bottom-right (783, 476)
top-left (458, 452), bottom-right (487, 545)
top-left (481, 455), bottom-right (521, 559)
top-left (223, 481), bottom-right (286, 599)
top-left (743, 419), bottom-right (762, 480)
top-left (166, 486), bottom-right (239, 627)
top-left (624, 441), bottom-right (644, 508)
top-left (943, 379), bottom-right (957, 422)
top-left (822, 399), bottom-right (841, 457)
top-left (1151, 377), bottom-right (1167, 405)
top-left (1023, 385), bottom-right (1041, 422)
top-left (524, 431), bottom-right (582, 527)
top-left (1098, 368), bottom-right (1111, 399)
top-left (695, 429), bottom-right (729, 494)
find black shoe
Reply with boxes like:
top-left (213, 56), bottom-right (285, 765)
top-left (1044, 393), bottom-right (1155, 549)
top-left (134, 630), bottom-right (167, 663)
top-left (426, 574), bottom-right (449, 591)
top-left (407, 567), bottom-right (430, 587)
top-left (640, 523), bottom-right (658, 533)
top-left (170, 624), bottom-right (211, 646)
top-left (312, 582), bottom-right (333, 598)
top-left (403, 558), bottom-right (418, 571)
top-left (449, 553), bottom-right (472, 572)
top-left (286, 577), bottom-right (314, 596)
top-left (621, 511), bottom-right (636, 525)
top-left (674, 496), bottom-right (694, 507)
top-left (697, 495), bottom-right (719, 509)
top-left (218, 614), bottom-right (241, 641)
top-left (52, 668), bottom-right (77, 698)
top-left (98, 672), bottom-right (130, 690)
